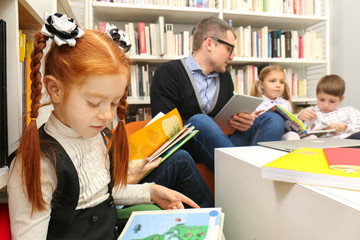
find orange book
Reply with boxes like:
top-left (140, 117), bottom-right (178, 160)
top-left (25, 40), bottom-right (33, 126)
top-left (127, 108), bottom-right (198, 171)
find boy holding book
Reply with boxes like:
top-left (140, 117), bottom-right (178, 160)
top-left (297, 74), bottom-right (360, 139)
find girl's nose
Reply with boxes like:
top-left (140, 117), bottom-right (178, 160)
top-left (98, 107), bottom-right (113, 121)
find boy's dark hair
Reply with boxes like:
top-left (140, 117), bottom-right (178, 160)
top-left (316, 74), bottom-right (345, 98)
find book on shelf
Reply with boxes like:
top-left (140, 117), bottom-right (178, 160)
top-left (127, 108), bottom-right (198, 171)
top-left (267, 105), bottom-right (335, 137)
top-left (119, 208), bottom-right (224, 240)
top-left (0, 19), bottom-right (7, 167)
top-left (156, 15), bottom-right (165, 56)
top-left (323, 148), bottom-right (360, 172)
top-left (137, 22), bottom-right (146, 55)
top-left (262, 148), bottom-right (360, 191)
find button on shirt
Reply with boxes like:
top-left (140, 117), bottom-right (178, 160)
top-left (184, 55), bottom-right (218, 113)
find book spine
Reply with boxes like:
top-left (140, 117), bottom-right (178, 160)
top-left (138, 22), bottom-right (146, 54)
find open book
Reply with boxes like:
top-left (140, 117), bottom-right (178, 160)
top-left (118, 208), bottom-right (224, 240)
top-left (267, 105), bottom-right (335, 137)
top-left (128, 108), bottom-right (198, 170)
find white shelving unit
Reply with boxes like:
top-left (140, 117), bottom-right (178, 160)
top-left (1, 0), bottom-right (78, 189)
top-left (86, 0), bottom-right (329, 106)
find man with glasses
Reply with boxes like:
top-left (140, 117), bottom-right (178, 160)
top-left (150, 17), bottom-right (284, 172)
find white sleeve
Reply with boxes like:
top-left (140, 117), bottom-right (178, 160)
top-left (8, 157), bottom-right (57, 240)
top-left (343, 107), bottom-right (360, 135)
top-left (112, 182), bottom-right (153, 206)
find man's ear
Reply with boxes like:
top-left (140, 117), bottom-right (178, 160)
top-left (44, 75), bottom-right (63, 104)
top-left (204, 37), bottom-right (214, 52)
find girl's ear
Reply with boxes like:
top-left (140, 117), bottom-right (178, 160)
top-left (258, 80), bottom-right (264, 90)
top-left (44, 75), bottom-right (63, 104)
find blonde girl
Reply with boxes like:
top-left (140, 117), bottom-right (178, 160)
top-left (251, 65), bottom-right (293, 113)
top-left (8, 13), bottom-right (198, 239)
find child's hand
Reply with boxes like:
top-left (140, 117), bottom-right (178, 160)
top-left (127, 158), bottom-right (161, 184)
top-left (229, 112), bottom-right (255, 132)
top-left (323, 123), bottom-right (347, 134)
top-left (298, 109), bottom-right (317, 122)
top-left (251, 110), bottom-right (264, 118)
top-left (150, 184), bottom-right (200, 209)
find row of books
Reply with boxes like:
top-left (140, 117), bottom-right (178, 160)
top-left (129, 64), bottom-right (155, 98)
top-left (99, 18), bottom-right (192, 57)
top-left (125, 106), bottom-right (152, 124)
top-left (224, 0), bottom-right (322, 16)
top-left (228, 65), bottom-right (307, 98)
top-left (234, 26), bottom-right (323, 60)
top-left (97, 0), bottom-right (217, 8)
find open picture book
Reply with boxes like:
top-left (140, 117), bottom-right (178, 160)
top-left (127, 108), bottom-right (198, 172)
top-left (118, 208), bottom-right (224, 240)
top-left (267, 105), bottom-right (335, 137)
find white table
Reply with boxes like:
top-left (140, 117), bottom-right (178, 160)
top-left (215, 146), bottom-right (360, 240)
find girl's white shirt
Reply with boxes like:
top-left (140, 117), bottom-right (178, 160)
top-left (8, 113), bottom-right (152, 239)
top-left (255, 95), bottom-right (293, 113)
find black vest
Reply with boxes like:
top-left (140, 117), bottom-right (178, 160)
top-left (38, 125), bottom-right (121, 240)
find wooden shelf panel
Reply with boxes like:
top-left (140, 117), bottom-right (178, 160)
top-left (18, 0), bottom-right (43, 30)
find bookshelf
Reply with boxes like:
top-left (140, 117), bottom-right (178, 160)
top-left (0, 0), bottom-right (79, 188)
top-left (86, 0), bottom-right (329, 108)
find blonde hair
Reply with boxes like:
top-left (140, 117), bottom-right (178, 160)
top-left (13, 29), bottom-right (131, 212)
top-left (250, 65), bottom-right (292, 104)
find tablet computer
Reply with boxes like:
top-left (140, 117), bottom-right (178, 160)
top-left (214, 94), bottom-right (263, 133)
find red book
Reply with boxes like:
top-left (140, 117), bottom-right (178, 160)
top-left (323, 148), bottom-right (360, 172)
top-left (99, 22), bottom-right (106, 33)
top-left (138, 22), bottom-right (146, 54)
top-left (299, 35), bottom-right (303, 58)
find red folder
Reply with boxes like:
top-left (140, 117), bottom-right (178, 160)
top-left (323, 148), bottom-right (360, 171)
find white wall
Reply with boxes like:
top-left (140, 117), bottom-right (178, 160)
top-left (330, 0), bottom-right (360, 109)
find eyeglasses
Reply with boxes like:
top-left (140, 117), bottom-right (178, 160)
top-left (209, 37), bottom-right (235, 56)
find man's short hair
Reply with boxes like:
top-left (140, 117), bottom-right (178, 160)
top-left (316, 74), bottom-right (345, 97)
top-left (192, 17), bottom-right (234, 52)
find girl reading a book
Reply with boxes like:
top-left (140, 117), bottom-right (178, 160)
top-left (7, 13), bottom-right (204, 239)
top-left (250, 65), bottom-right (315, 140)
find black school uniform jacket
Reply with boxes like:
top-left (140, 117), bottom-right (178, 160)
top-left (38, 125), bottom-right (120, 240)
top-left (150, 59), bottom-right (234, 122)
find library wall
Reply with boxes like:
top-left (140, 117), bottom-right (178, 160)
top-left (330, 0), bottom-right (360, 110)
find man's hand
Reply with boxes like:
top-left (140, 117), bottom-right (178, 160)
top-left (229, 112), bottom-right (255, 132)
top-left (150, 184), bottom-right (200, 209)
top-left (297, 109), bottom-right (318, 122)
top-left (127, 158), bottom-right (161, 184)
